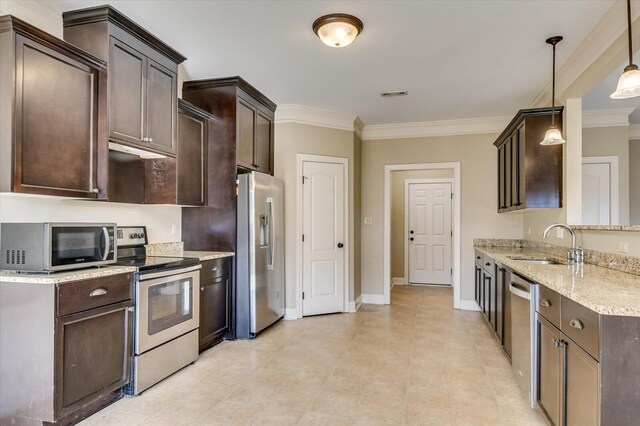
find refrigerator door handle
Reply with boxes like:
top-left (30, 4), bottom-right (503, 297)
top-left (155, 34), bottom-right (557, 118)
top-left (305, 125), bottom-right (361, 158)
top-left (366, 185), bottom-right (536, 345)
top-left (267, 197), bottom-right (275, 270)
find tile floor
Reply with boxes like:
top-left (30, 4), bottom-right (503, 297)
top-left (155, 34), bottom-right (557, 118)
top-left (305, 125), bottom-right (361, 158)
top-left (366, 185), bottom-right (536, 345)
top-left (81, 286), bottom-right (546, 425)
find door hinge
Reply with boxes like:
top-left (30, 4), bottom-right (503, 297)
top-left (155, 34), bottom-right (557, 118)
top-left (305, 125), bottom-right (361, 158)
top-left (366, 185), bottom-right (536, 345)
top-left (451, 230), bottom-right (453, 237)
top-left (302, 176), bottom-right (307, 184)
top-left (451, 193), bottom-right (453, 199)
top-left (302, 292), bottom-right (305, 300)
top-left (451, 268), bottom-right (453, 275)
top-left (302, 234), bottom-right (305, 242)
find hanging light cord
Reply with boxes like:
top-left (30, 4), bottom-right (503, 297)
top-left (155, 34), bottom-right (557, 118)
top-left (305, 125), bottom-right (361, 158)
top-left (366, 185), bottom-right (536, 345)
top-left (627, 0), bottom-right (634, 68)
top-left (551, 41), bottom-right (556, 126)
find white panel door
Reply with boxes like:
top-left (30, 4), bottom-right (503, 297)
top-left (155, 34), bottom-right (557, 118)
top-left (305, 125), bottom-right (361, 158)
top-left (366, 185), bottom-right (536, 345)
top-left (582, 163), bottom-right (610, 225)
top-left (302, 161), bottom-right (345, 316)
top-left (408, 182), bottom-right (452, 285)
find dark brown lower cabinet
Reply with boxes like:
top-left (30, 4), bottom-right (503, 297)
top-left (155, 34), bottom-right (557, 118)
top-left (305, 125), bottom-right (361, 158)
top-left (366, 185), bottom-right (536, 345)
top-left (199, 257), bottom-right (232, 351)
top-left (565, 338), bottom-right (599, 426)
top-left (57, 301), bottom-right (132, 417)
top-left (537, 315), bottom-right (562, 426)
top-left (0, 273), bottom-right (133, 425)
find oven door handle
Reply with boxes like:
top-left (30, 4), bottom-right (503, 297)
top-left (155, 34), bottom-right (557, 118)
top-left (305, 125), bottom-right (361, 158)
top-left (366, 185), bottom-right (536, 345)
top-left (139, 264), bottom-right (202, 281)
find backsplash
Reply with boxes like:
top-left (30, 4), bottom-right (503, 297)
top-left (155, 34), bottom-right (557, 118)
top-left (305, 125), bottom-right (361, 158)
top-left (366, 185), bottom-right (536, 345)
top-left (145, 242), bottom-right (184, 256)
top-left (474, 238), bottom-right (640, 276)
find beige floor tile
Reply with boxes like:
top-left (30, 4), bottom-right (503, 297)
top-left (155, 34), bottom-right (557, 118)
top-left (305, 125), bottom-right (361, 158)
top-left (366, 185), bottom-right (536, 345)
top-left (78, 286), bottom-right (546, 426)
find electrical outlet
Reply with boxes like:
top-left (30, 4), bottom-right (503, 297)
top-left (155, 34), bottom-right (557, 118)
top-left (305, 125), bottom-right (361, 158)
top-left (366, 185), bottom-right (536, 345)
top-left (618, 241), bottom-right (628, 253)
top-left (528, 226), bottom-right (532, 236)
top-left (556, 228), bottom-right (564, 238)
top-left (364, 217), bottom-right (373, 225)
top-left (171, 224), bottom-right (177, 235)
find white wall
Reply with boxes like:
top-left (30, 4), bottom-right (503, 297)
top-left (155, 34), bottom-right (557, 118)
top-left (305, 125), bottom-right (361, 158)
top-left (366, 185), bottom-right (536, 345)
top-left (0, 194), bottom-right (181, 243)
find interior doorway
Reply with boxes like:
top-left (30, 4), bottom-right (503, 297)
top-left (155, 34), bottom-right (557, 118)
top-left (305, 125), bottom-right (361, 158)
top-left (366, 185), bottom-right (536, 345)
top-left (582, 156), bottom-right (619, 225)
top-left (405, 179), bottom-right (453, 286)
top-left (384, 162), bottom-right (461, 308)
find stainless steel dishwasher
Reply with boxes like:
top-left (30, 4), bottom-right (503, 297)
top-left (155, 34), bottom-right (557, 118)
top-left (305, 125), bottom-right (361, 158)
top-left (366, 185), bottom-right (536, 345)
top-left (510, 273), bottom-right (538, 408)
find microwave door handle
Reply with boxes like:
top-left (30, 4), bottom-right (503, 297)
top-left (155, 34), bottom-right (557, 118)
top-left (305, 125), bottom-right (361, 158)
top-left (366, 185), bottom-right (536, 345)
top-left (101, 227), bottom-right (110, 261)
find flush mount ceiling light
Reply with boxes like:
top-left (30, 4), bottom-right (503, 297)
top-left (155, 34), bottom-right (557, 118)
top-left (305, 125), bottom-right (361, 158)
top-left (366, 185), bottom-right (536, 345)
top-left (313, 13), bottom-right (363, 48)
top-left (611, 0), bottom-right (640, 99)
top-left (541, 36), bottom-right (566, 146)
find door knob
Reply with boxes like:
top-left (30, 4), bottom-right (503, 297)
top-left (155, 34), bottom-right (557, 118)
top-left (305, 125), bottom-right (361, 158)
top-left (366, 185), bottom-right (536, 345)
top-left (337, 243), bottom-right (344, 248)
top-left (409, 237), bottom-right (414, 241)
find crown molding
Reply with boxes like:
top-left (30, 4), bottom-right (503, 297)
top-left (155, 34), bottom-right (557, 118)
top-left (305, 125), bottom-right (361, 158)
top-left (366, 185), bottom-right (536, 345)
top-left (582, 108), bottom-right (633, 128)
top-left (354, 117), bottom-right (364, 139)
top-left (361, 116), bottom-right (510, 141)
top-left (630, 125), bottom-right (640, 140)
top-left (274, 104), bottom-right (358, 132)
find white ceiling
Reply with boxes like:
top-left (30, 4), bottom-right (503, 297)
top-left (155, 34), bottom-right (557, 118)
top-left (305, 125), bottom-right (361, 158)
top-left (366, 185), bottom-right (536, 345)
top-left (582, 52), bottom-right (640, 124)
top-left (47, 0), bottom-right (616, 125)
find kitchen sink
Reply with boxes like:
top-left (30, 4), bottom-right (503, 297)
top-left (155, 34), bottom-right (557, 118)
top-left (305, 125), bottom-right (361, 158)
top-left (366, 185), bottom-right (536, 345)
top-left (508, 257), bottom-right (562, 265)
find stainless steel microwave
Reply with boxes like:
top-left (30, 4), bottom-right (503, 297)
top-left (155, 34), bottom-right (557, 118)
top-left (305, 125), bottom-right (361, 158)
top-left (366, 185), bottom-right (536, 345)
top-left (0, 223), bottom-right (117, 273)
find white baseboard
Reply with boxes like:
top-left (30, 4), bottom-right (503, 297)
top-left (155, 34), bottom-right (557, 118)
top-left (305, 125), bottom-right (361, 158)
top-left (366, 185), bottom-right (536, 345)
top-left (458, 299), bottom-right (480, 311)
top-left (284, 308), bottom-right (300, 320)
top-left (354, 294), bottom-right (362, 311)
top-left (361, 293), bottom-right (385, 305)
top-left (392, 277), bottom-right (407, 285)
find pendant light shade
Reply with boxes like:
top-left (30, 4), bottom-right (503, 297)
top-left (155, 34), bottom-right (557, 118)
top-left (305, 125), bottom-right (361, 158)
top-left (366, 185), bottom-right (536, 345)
top-left (313, 14), bottom-right (363, 48)
top-left (541, 126), bottom-right (566, 145)
top-left (541, 36), bottom-right (566, 145)
top-left (611, 0), bottom-right (640, 99)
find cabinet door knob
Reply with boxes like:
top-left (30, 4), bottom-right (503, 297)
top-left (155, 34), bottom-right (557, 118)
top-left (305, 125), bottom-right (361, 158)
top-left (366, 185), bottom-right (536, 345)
top-left (485, 262), bottom-right (491, 266)
top-left (570, 318), bottom-right (584, 330)
top-left (540, 298), bottom-right (551, 307)
top-left (91, 188), bottom-right (100, 194)
top-left (337, 243), bottom-right (344, 248)
top-left (89, 288), bottom-right (107, 297)
top-left (409, 238), bottom-right (414, 242)
top-left (127, 306), bottom-right (134, 312)
top-left (201, 287), bottom-right (204, 291)
top-left (149, 138), bottom-right (153, 143)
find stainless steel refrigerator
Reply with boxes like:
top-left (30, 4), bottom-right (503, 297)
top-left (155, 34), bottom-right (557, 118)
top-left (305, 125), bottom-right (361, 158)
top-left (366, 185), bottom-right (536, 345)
top-left (236, 171), bottom-right (285, 339)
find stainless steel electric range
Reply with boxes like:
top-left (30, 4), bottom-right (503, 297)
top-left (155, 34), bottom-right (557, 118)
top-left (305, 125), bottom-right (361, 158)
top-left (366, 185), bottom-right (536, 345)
top-left (115, 226), bottom-right (201, 395)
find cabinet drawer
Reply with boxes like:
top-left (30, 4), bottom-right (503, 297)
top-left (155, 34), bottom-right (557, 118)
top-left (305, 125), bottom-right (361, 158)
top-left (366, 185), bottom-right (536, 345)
top-left (482, 255), bottom-right (495, 274)
top-left (475, 250), bottom-right (483, 267)
top-left (58, 273), bottom-right (133, 317)
top-left (561, 296), bottom-right (600, 361)
top-left (537, 285), bottom-right (561, 328)
top-left (200, 257), bottom-right (231, 283)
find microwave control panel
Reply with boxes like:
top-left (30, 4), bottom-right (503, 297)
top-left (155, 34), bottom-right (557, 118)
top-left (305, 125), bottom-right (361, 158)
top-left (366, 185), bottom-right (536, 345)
top-left (116, 226), bottom-right (148, 247)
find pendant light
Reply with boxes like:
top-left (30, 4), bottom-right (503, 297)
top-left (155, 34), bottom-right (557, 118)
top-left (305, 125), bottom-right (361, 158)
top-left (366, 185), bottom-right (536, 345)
top-left (313, 14), bottom-right (363, 48)
top-left (541, 36), bottom-right (566, 145)
top-left (611, 0), bottom-right (640, 99)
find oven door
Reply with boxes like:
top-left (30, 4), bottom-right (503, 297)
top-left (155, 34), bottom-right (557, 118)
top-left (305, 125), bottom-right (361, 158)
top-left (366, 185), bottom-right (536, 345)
top-left (135, 266), bottom-right (200, 354)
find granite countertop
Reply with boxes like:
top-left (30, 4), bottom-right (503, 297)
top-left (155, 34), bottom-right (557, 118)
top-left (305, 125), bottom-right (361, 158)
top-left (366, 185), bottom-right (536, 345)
top-left (183, 251), bottom-right (234, 261)
top-left (475, 246), bottom-right (640, 317)
top-left (0, 265), bottom-right (137, 284)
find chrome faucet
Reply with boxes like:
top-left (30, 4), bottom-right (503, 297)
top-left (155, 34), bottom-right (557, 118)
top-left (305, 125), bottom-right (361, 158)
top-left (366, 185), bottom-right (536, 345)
top-left (542, 223), bottom-right (584, 264)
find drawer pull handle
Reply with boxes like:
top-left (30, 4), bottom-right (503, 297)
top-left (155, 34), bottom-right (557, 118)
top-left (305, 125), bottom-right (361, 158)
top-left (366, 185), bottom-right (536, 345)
top-left (540, 299), bottom-right (551, 307)
top-left (570, 318), bottom-right (584, 330)
top-left (212, 267), bottom-right (219, 272)
top-left (89, 288), bottom-right (107, 297)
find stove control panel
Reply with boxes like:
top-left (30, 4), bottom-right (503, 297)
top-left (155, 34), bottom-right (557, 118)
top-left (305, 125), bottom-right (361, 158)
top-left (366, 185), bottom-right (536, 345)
top-left (116, 226), bottom-right (148, 247)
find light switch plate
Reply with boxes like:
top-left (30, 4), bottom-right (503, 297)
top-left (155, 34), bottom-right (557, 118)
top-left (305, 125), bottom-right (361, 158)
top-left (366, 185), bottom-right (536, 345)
top-left (364, 217), bottom-right (373, 225)
top-left (171, 224), bottom-right (177, 235)
top-left (618, 241), bottom-right (628, 253)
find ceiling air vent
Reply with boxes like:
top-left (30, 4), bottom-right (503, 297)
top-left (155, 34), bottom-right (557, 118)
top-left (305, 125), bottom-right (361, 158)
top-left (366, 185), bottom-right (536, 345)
top-left (380, 90), bottom-right (408, 98)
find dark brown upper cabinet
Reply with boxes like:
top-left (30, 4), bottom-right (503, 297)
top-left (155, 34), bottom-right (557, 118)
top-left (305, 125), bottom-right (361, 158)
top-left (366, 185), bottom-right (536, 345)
top-left (0, 16), bottom-right (108, 199)
top-left (63, 5), bottom-right (185, 156)
top-left (177, 99), bottom-right (215, 206)
top-left (182, 76), bottom-right (276, 175)
top-left (494, 107), bottom-right (563, 212)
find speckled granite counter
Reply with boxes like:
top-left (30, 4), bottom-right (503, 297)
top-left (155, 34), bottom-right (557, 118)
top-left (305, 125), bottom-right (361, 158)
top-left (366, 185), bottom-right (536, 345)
top-left (183, 251), bottom-right (234, 261)
top-left (474, 246), bottom-right (640, 317)
top-left (0, 266), bottom-right (136, 284)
